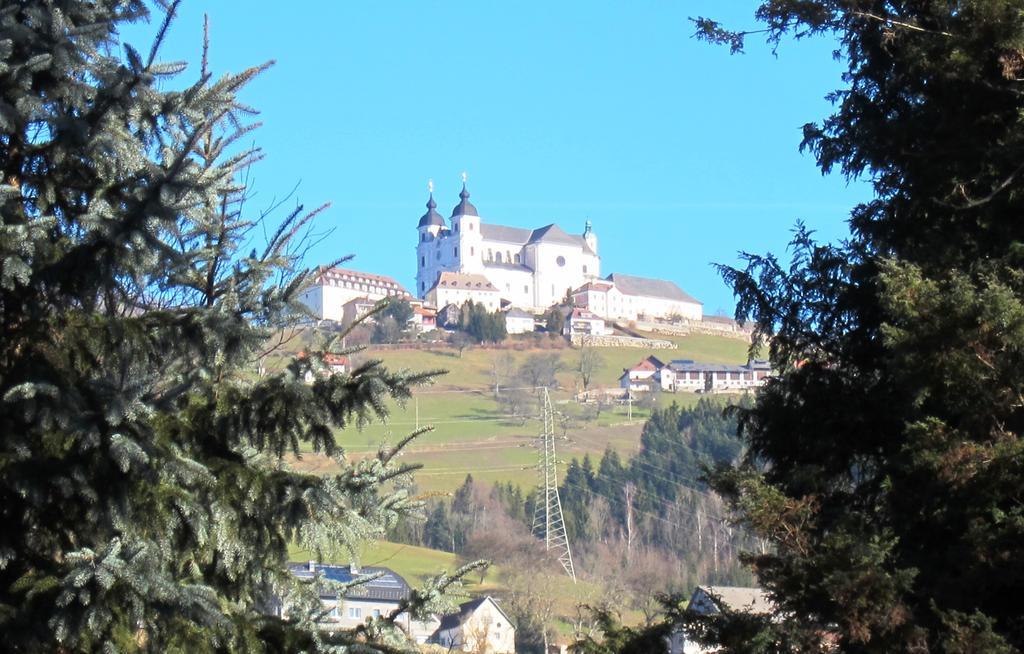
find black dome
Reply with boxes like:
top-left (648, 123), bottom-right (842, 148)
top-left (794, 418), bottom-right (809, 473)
top-left (450, 184), bottom-right (478, 217)
top-left (418, 193), bottom-right (445, 228)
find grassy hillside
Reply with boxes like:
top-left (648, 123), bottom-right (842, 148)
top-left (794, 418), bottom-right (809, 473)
top-left (288, 332), bottom-right (753, 493)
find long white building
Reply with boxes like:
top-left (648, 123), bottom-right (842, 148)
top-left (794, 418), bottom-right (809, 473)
top-left (416, 182), bottom-right (600, 312)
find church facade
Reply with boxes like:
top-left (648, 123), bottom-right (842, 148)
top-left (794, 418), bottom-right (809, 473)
top-left (416, 183), bottom-right (600, 312)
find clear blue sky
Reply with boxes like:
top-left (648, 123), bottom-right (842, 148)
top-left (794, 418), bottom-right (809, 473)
top-left (127, 1), bottom-right (868, 315)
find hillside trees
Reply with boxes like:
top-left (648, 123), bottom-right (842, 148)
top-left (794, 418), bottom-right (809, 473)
top-left (0, 3), bottom-right (462, 651)
top-left (683, 2), bottom-right (1024, 652)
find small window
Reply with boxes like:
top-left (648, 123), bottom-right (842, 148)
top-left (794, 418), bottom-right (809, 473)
top-left (469, 223), bottom-right (474, 231)
top-left (349, 607), bottom-right (362, 619)
top-left (556, 256), bottom-right (566, 267)
top-left (372, 609), bottom-right (381, 618)
top-left (436, 252), bottom-right (440, 260)
top-left (488, 249), bottom-right (493, 261)
top-left (583, 265), bottom-right (588, 273)
top-left (455, 247), bottom-right (458, 257)
top-left (514, 253), bottom-right (521, 264)
top-left (471, 247), bottom-right (475, 256)
top-left (454, 222), bottom-right (459, 232)
top-left (421, 256), bottom-right (425, 268)
top-left (524, 285), bottom-right (529, 293)
top-left (495, 252), bottom-right (503, 263)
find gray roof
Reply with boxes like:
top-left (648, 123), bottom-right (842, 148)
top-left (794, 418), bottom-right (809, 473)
top-left (451, 184), bottom-right (478, 217)
top-left (418, 194), bottom-right (446, 228)
top-left (667, 359), bottom-right (771, 374)
top-left (288, 563), bottom-right (411, 602)
top-left (528, 223), bottom-right (580, 246)
top-left (505, 308), bottom-right (534, 319)
top-left (479, 222), bottom-right (594, 254)
top-left (480, 223), bottom-right (533, 244)
top-left (606, 273), bottom-right (702, 304)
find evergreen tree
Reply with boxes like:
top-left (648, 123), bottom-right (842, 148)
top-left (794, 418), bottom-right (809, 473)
top-left (685, 2), bottom-right (1024, 652)
top-left (0, 3), bottom-right (468, 650)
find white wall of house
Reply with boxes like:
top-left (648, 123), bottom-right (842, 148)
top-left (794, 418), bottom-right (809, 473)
top-left (427, 285), bottom-right (500, 312)
top-left (505, 314), bottom-right (536, 334)
top-left (459, 600), bottom-right (516, 654)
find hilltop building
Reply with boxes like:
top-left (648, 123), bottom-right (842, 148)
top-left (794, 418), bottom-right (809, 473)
top-left (414, 179), bottom-right (703, 321)
top-left (416, 181), bottom-right (600, 312)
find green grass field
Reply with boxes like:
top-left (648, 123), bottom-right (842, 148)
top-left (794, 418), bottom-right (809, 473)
top-left (287, 331), bottom-right (750, 494)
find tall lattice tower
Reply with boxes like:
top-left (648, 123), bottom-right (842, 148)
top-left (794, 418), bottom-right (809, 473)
top-left (532, 388), bottom-right (576, 582)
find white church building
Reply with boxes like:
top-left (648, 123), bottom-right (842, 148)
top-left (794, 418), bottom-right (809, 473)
top-left (416, 181), bottom-right (600, 312)
top-left (415, 180), bottom-right (703, 321)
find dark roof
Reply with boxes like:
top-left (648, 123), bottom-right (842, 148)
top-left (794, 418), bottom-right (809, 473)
top-left (451, 184), bottom-right (478, 217)
top-left (667, 359), bottom-right (772, 374)
top-left (418, 193), bottom-right (446, 228)
top-left (605, 273), bottom-right (701, 304)
top-left (529, 223), bottom-right (581, 247)
top-left (505, 308), bottom-right (534, 319)
top-left (480, 223), bottom-right (533, 244)
top-left (288, 563), bottom-right (411, 602)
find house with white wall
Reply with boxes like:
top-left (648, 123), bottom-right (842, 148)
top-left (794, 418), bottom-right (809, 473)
top-left (618, 356), bottom-right (665, 392)
top-left (572, 274), bottom-right (703, 322)
top-left (299, 267), bottom-right (411, 323)
top-left (563, 308), bottom-right (610, 336)
top-left (425, 271), bottom-right (502, 312)
top-left (504, 308), bottom-right (536, 334)
top-left (668, 586), bottom-right (773, 654)
top-left (429, 596), bottom-right (516, 654)
top-left (282, 562), bottom-right (438, 643)
top-left (659, 359), bottom-right (772, 393)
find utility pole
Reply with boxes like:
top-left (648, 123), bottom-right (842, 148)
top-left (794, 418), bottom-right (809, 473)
top-left (415, 396), bottom-right (419, 430)
top-left (627, 393), bottom-right (632, 423)
top-left (532, 388), bottom-right (576, 583)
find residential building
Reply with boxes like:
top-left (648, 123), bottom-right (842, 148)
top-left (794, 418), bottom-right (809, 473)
top-left (281, 562), bottom-right (437, 642)
top-left (299, 267), bottom-right (411, 323)
top-left (504, 308), bottom-right (536, 334)
top-left (572, 273), bottom-right (703, 322)
top-left (563, 308), bottom-right (610, 337)
top-left (429, 596), bottom-right (516, 654)
top-left (618, 356), bottom-right (665, 392)
top-left (659, 359), bottom-right (772, 393)
top-left (668, 586), bottom-right (773, 654)
top-left (425, 271), bottom-right (501, 312)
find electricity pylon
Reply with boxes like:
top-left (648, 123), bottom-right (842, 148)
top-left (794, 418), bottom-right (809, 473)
top-left (531, 387), bottom-right (576, 583)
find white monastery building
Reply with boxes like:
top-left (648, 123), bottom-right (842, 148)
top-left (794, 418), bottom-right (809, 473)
top-left (416, 180), bottom-right (600, 313)
top-left (415, 178), bottom-right (703, 320)
top-left (300, 267), bottom-right (411, 322)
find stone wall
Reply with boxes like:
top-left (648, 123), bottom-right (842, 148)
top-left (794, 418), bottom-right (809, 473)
top-left (571, 334), bottom-right (675, 349)
top-left (628, 318), bottom-right (753, 342)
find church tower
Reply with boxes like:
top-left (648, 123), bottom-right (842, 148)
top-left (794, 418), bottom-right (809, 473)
top-left (416, 184), bottom-right (445, 297)
top-left (583, 220), bottom-right (598, 255)
top-left (450, 178), bottom-right (484, 274)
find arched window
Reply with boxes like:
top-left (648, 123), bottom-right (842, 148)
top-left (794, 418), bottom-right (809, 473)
top-left (487, 249), bottom-right (493, 261)
top-left (495, 252), bottom-right (503, 263)
top-left (514, 253), bottom-right (521, 264)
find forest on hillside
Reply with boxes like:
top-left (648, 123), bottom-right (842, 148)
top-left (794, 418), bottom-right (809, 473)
top-left (385, 396), bottom-right (756, 652)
